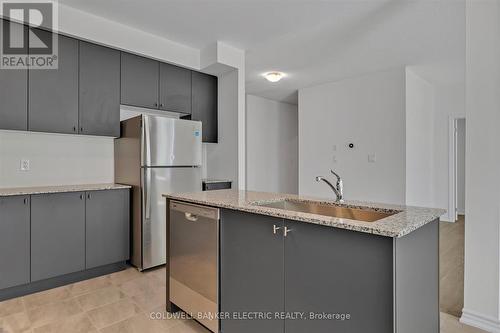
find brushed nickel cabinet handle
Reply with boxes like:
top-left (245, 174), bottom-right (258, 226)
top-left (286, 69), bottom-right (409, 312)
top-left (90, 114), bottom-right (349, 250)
top-left (284, 227), bottom-right (292, 237)
top-left (273, 224), bottom-right (281, 235)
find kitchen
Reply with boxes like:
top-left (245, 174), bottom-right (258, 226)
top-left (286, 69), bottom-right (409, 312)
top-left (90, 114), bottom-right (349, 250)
top-left (0, 1), bottom-right (497, 333)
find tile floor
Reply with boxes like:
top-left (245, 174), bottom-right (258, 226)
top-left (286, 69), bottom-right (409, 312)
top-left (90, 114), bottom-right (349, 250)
top-left (440, 215), bottom-right (465, 317)
top-left (0, 266), bottom-right (209, 333)
top-left (0, 264), bottom-right (486, 333)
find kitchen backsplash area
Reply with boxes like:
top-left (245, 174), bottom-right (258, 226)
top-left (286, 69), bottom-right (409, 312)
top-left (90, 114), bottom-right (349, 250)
top-left (0, 131), bottom-right (114, 188)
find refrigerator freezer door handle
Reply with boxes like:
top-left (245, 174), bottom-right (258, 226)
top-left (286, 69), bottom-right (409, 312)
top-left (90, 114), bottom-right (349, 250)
top-left (143, 116), bottom-right (152, 166)
top-left (145, 168), bottom-right (152, 220)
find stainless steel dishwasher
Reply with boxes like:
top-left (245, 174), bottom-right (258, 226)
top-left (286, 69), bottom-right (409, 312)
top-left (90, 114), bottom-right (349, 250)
top-left (169, 201), bottom-right (219, 332)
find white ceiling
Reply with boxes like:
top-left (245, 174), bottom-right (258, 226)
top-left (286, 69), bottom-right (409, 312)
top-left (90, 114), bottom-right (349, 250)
top-left (58, 0), bottom-right (465, 104)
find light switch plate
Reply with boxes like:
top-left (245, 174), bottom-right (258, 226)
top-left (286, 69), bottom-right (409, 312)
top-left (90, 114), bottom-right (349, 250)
top-left (20, 159), bottom-right (30, 171)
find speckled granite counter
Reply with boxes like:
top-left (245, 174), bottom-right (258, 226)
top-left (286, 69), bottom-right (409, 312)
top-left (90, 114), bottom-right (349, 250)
top-left (0, 183), bottom-right (131, 197)
top-left (164, 190), bottom-right (445, 238)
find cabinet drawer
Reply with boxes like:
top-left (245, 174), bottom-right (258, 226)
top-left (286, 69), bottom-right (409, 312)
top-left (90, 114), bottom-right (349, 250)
top-left (203, 181), bottom-right (232, 191)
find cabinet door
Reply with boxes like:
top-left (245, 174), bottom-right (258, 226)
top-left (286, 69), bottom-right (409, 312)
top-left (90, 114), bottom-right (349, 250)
top-left (0, 196), bottom-right (30, 289)
top-left (191, 72), bottom-right (217, 143)
top-left (0, 19), bottom-right (28, 131)
top-left (29, 31), bottom-right (79, 134)
top-left (85, 189), bottom-right (130, 269)
top-left (121, 52), bottom-right (159, 109)
top-left (220, 210), bottom-right (284, 333)
top-left (79, 42), bottom-right (120, 137)
top-left (284, 220), bottom-right (394, 333)
top-left (159, 63), bottom-right (191, 114)
top-left (31, 192), bottom-right (85, 281)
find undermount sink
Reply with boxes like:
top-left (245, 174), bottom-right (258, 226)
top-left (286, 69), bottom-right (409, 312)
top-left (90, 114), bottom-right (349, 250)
top-left (253, 199), bottom-right (398, 222)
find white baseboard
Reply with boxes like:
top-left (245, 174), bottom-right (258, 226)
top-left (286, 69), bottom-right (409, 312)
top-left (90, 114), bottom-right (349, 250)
top-left (440, 214), bottom-right (456, 223)
top-left (461, 309), bottom-right (500, 332)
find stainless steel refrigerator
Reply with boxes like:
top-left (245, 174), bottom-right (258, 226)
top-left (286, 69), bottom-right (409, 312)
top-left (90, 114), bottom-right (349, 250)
top-left (115, 114), bottom-right (202, 270)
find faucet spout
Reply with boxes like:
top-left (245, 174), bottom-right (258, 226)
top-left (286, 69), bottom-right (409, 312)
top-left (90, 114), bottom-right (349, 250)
top-left (315, 171), bottom-right (344, 202)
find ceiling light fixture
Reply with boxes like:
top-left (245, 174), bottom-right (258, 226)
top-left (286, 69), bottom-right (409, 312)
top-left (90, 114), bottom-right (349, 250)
top-left (264, 71), bottom-right (284, 83)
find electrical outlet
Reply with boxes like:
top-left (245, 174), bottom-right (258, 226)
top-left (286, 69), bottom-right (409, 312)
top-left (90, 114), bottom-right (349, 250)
top-left (20, 159), bottom-right (30, 171)
top-left (332, 155), bottom-right (337, 163)
top-left (368, 154), bottom-right (377, 163)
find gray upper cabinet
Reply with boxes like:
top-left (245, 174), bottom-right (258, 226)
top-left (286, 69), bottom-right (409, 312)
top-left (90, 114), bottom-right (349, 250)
top-left (121, 53), bottom-right (159, 109)
top-left (31, 192), bottom-right (85, 282)
top-left (79, 42), bottom-right (120, 137)
top-left (0, 196), bottom-right (30, 290)
top-left (220, 210), bottom-right (285, 333)
top-left (29, 31), bottom-right (79, 134)
top-left (159, 63), bottom-right (191, 114)
top-left (85, 189), bottom-right (130, 269)
top-left (284, 219), bottom-right (394, 333)
top-left (0, 19), bottom-right (28, 131)
top-left (192, 71), bottom-right (218, 143)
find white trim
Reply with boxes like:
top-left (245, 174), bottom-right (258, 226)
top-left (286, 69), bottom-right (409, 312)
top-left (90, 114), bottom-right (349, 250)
top-left (461, 309), bottom-right (500, 332)
top-left (447, 116), bottom-right (457, 222)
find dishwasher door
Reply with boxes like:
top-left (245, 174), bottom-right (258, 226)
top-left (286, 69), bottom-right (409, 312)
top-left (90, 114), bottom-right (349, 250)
top-left (170, 201), bottom-right (219, 332)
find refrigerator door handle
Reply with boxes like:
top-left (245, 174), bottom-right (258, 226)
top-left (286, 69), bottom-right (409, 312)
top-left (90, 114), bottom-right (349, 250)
top-left (143, 115), bottom-right (152, 166)
top-left (144, 168), bottom-right (152, 220)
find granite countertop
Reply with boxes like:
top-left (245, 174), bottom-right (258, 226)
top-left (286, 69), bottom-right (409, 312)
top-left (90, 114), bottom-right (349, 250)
top-left (0, 183), bottom-right (131, 197)
top-left (164, 190), bottom-right (445, 238)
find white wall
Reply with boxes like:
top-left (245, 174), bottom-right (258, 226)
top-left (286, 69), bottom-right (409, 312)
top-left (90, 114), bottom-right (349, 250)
top-left (246, 95), bottom-right (298, 194)
top-left (298, 69), bottom-right (406, 204)
top-left (0, 131), bottom-right (114, 187)
top-left (405, 69), bottom-right (435, 207)
top-left (205, 70), bottom-right (239, 188)
top-left (457, 118), bottom-right (466, 214)
top-left (433, 84), bottom-right (466, 221)
top-left (461, 0), bottom-right (500, 331)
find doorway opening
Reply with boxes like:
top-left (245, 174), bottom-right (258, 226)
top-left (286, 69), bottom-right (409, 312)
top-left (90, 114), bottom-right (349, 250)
top-left (439, 117), bottom-right (466, 318)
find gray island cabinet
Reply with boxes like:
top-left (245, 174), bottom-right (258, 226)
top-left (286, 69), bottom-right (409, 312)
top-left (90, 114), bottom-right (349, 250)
top-left (165, 190), bottom-right (443, 333)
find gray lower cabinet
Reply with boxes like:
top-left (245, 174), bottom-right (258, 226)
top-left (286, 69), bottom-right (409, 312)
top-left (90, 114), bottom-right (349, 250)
top-left (191, 71), bottom-right (218, 143)
top-left (159, 63), bottom-right (191, 114)
top-left (85, 189), bottom-right (130, 269)
top-left (0, 19), bottom-right (28, 131)
top-left (121, 52), bottom-right (159, 109)
top-left (29, 31), bottom-right (79, 134)
top-left (220, 210), bottom-right (285, 333)
top-left (31, 192), bottom-right (86, 282)
top-left (0, 196), bottom-right (30, 289)
top-left (79, 42), bottom-right (120, 137)
top-left (284, 219), bottom-right (393, 333)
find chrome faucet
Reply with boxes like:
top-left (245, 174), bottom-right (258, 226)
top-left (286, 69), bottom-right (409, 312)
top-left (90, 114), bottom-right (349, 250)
top-left (315, 170), bottom-right (344, 202)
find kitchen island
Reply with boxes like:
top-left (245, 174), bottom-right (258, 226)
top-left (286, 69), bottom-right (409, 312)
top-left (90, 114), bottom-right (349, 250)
top-left (164, 190), bottom-right (445, 333)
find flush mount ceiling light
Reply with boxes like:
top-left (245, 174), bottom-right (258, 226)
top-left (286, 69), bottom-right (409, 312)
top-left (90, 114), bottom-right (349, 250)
top-left (264, 71), bottom-right (284, 83)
